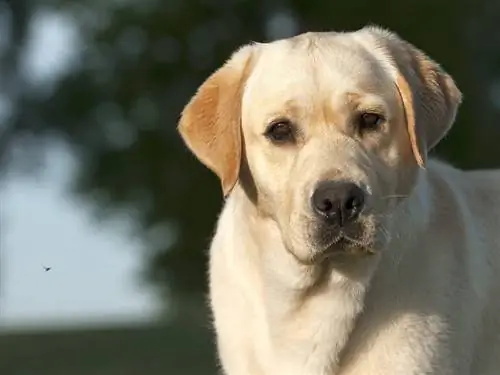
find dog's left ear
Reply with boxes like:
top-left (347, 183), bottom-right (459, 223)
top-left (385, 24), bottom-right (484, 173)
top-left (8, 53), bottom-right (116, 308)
top-left (178, 44), bottom-right (256, 197)
top-left (363, 26), bottom-right (462, 166)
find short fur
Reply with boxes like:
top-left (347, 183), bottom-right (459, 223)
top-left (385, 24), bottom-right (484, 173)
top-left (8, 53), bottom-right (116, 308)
top-left (178, 26), bottom-right (500, 375)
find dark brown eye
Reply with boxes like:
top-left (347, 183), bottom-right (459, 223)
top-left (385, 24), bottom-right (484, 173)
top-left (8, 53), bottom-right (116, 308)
top-left (358, 112), bottom-right (384, 132)
top-left (265, 119), bottom-right (295, 143)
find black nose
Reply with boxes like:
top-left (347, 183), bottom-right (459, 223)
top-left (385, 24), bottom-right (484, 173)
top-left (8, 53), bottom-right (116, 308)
top-left (311, 181), bottom-right (365, 226)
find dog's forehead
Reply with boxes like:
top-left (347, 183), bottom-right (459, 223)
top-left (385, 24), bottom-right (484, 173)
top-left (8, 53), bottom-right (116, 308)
top-left (245, 32), bottom-right (393, 104)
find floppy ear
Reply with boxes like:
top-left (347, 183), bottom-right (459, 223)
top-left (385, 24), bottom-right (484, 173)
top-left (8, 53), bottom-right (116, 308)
top-left (178, 45), bottom-right (255, 197)
top-left (363, 26), bottom-right (462, 166)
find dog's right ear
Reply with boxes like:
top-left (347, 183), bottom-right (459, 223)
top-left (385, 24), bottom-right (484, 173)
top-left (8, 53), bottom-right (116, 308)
top-left (178, 45), bottom-right (256, 197)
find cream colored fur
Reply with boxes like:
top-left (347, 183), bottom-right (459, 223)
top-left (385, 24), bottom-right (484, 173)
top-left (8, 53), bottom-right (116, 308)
top-left (178, 26), bottom-right (500, 375)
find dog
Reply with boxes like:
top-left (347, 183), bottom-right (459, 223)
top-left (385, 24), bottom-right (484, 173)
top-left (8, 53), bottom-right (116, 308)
top-left (177, 26), bottom-right (500, 375)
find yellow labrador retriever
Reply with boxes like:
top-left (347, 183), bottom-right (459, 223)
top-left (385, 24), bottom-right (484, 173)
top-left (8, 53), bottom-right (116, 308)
top-left (178, 26), bottom-right (500, 375)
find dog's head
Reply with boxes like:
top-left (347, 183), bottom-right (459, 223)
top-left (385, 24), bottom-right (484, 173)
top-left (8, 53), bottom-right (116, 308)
top-left (178, 26), bottom-right (462, 263)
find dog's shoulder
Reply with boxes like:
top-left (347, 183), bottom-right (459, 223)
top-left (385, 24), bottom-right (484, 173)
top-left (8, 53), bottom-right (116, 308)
top-left (424, 160), bottom-right (500, 251)
top-left (427, 159), bottom-right (500, 206)
top-left (459, 167), bottom-right (500, 217)
top-left (463, 168), bottom-right (500, 193)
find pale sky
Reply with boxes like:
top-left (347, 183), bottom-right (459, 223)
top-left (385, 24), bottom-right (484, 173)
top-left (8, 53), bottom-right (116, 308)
top-left (0, 9), bottom-right (160, 329)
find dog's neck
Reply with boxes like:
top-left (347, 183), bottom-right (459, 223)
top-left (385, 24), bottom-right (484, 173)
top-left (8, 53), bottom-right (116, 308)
top-left (219, 172), bottom-right (433, 375)
top-left (224, 187), bottom-right (376, 374)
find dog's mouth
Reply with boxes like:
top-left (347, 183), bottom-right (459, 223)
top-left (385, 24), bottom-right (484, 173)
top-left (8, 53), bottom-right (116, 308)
top-left (325, 232), bottom-right (374, 252)
top-left (310, 233), bottom-right (376, 264)
top-left (311, 223), bottom-right (378, 262)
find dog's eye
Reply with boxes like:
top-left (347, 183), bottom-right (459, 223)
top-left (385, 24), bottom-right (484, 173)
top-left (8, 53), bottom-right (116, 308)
top-left (358, 112), bottom-right (384, 132)
top-left (265, 119), bottom-right (295, 143)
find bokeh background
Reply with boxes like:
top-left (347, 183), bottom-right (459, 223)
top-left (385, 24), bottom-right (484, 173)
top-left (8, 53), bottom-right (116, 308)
top-left (0, 0), bottom-right (499, 374)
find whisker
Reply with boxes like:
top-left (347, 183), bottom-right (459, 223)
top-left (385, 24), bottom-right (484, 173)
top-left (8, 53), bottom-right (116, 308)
top-left (380, 194), bottom-right (409, 200)
top-left (371, 212), bottom-right (392, 221)
top-left (378, 225), bottom-right (392, 243)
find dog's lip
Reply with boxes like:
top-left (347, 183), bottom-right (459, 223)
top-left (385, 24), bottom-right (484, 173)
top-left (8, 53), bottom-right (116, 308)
top-left (324, 231), bottom-right (376, 254)
top-left (320, 232), bottom-right (349, 252)
top-left (311, 232), bottom-right (377, 264)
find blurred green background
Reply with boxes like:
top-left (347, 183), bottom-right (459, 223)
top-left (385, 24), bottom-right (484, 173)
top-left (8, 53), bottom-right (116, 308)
top-left (0, 0), bottom-right (499, 374)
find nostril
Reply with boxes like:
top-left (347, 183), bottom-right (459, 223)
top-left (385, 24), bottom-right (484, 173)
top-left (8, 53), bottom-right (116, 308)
top-left (345, 197), bottom-right (356, 211)
top-left (345, 195), bottom-right (362, 212)
top-left (319, 198), bottom-right (334, 214)
top-left (312, 187), bottom-right (340, 219)
top-left (343, 188), bottom-right (365, 221)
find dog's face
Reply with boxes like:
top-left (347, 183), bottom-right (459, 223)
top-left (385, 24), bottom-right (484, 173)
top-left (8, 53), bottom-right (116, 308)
top-left (179, 27), bottom-right (462, 263)
top-left (239, 35), bottom-right (411, 262)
